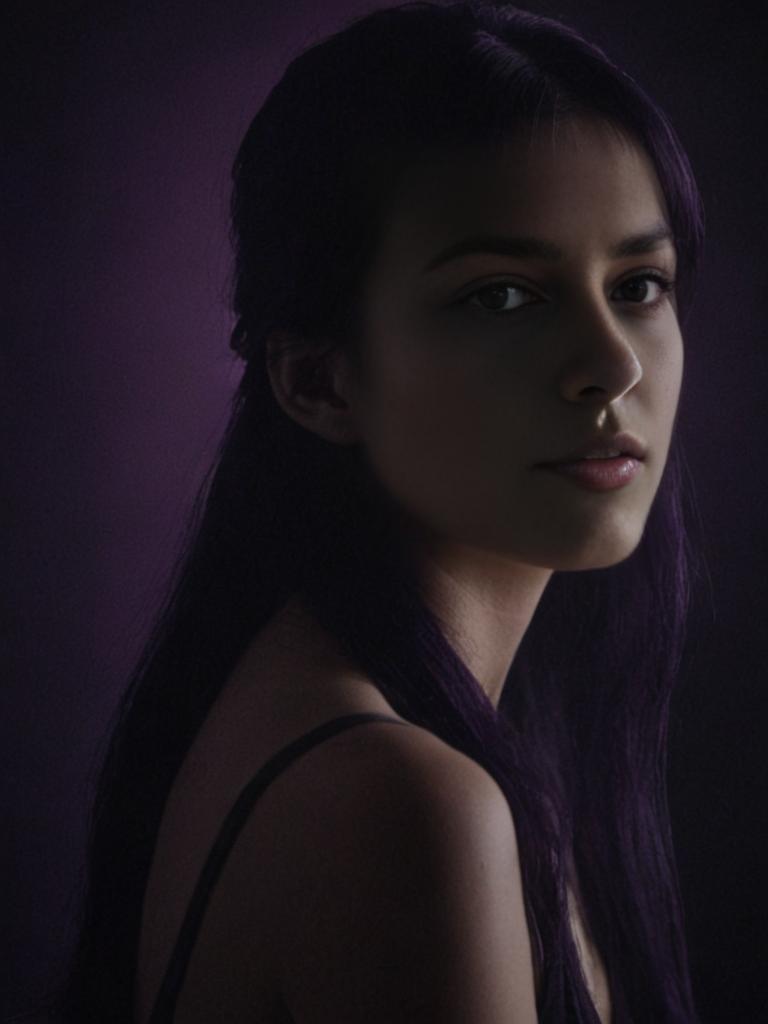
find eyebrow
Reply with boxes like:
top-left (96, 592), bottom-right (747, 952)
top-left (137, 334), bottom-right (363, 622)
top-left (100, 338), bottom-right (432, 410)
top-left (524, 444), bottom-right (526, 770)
top-left (421, 222), bottom-right (675, 273)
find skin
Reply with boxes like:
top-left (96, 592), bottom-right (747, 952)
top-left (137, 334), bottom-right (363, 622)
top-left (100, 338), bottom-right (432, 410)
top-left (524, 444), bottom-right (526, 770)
top-left (268, 113), bottom-right (683, 710)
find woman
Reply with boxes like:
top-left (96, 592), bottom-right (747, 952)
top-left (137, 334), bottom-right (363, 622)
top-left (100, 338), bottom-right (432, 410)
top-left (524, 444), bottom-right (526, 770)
top-left (55, 1), bottom-right (706, 1021)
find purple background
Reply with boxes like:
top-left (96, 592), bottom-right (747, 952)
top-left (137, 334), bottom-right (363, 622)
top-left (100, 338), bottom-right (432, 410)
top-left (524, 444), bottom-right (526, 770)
top-left (4, 2), bottom-right (767, 1020)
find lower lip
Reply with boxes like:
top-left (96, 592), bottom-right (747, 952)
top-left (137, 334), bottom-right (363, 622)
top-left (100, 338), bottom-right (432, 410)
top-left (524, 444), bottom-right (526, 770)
top-left (535, 456), bottom-right (643, 491)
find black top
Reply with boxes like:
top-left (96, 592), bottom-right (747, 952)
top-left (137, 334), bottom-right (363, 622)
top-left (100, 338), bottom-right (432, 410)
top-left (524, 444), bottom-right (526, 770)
top-left (146, 711), bottom-right (410, 1023)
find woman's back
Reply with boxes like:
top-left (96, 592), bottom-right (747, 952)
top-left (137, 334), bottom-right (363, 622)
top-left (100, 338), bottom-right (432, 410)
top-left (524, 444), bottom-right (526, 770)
top-left (134, 597), bottom-right (610, 1023)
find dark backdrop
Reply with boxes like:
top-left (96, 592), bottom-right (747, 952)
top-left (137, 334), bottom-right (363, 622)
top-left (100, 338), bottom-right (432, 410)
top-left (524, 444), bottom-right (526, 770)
top-left (3, 1), bottom-right (766, 1021)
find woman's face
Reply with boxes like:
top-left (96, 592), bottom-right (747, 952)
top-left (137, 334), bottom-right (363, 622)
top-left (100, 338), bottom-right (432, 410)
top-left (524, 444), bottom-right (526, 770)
top-left (349, 115), bottom-right (683, 571)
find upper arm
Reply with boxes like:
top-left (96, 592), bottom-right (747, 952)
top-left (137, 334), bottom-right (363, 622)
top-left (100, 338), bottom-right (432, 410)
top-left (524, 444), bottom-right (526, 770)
top-left (271, 726), bottom-right (538, 1024)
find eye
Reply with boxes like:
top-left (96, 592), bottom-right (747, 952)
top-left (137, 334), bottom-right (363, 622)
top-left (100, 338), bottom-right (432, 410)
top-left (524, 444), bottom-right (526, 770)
top-left (461, 281), bottom-right (539, 315)
top-left (613, 271), bottom-right (676, 309)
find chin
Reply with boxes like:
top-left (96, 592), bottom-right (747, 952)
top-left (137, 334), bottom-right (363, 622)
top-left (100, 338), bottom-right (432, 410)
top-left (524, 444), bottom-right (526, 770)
top-left (541, 530), bottom-right (646, 571)
top-left (494, 513), bottom-right (647, 571)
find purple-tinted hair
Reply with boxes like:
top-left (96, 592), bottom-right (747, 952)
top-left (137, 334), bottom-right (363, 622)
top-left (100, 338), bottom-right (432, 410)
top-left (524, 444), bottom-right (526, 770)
top-left (55, 3), bottom-right (706, 1021)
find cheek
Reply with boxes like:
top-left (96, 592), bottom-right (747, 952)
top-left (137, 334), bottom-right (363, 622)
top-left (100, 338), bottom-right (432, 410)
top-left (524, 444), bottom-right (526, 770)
top-left (357, 339), bottom-right (532, 529)
top-left (363, 355), bottom-right (479, 484)
top-left (651, 324), bottom-right (684, 426)
top-left (634, 320), bottom-right (683, 488)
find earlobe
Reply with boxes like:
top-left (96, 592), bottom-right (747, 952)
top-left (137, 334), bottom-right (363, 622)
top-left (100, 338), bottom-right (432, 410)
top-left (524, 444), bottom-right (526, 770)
top-left (265, 331), bottom-right (360, 446)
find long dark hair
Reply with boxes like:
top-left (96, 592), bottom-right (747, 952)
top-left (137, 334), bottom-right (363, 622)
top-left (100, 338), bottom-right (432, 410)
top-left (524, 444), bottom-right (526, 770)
top-left (52, 2), bottom-right (706, 1021)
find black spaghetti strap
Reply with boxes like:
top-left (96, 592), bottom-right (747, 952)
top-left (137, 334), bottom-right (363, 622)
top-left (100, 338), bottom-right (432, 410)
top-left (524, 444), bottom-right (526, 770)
top-left (148, 711), bottom-right (410, 1023)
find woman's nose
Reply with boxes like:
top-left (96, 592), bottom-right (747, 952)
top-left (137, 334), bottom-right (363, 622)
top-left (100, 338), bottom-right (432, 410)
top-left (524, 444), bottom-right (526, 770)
top-left (554, 293), bottom-right (643, 404)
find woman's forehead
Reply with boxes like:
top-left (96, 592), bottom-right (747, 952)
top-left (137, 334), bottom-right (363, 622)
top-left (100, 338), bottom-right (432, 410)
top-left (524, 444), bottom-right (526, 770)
top-left (371, 117), bottom-right (670, 275)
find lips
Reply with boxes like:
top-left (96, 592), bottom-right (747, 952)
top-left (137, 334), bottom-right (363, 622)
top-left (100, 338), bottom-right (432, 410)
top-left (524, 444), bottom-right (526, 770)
top-left (537, 455), bottom-right (642, 491)
top-left (538, 431), bottom-right (647, 466)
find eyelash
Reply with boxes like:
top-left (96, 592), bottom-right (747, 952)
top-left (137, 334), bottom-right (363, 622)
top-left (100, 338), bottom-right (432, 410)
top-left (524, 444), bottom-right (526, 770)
top-left (460, 271), bottom-right (677, 316)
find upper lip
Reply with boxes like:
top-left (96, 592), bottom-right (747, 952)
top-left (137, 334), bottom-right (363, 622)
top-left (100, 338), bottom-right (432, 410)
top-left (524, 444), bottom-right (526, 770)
top-left (536, 431), bottom-right (647, 465)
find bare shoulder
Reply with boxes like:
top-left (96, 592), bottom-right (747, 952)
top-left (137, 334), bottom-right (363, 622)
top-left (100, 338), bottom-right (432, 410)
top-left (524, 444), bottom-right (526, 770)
top-left (268, 721), bottom-right (538, 1024)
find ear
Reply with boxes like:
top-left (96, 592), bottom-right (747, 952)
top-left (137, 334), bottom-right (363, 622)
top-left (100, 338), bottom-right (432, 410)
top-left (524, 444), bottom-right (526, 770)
top-left (265, 331), bottom-right (361, 446)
